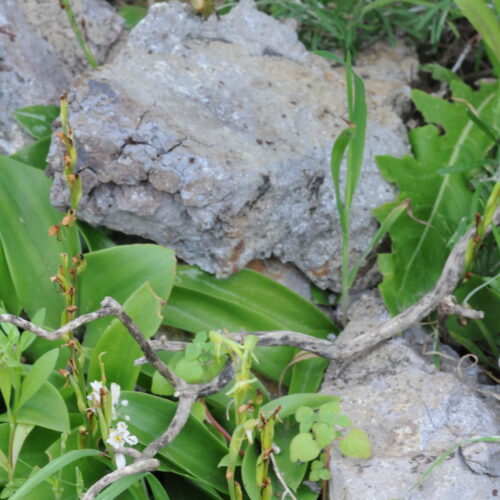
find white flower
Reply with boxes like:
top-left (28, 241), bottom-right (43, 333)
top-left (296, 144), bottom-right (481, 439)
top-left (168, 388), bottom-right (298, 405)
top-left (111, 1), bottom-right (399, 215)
top-left (107, 428), bottom-right (126, 448)
top-left (116, 421), bottom-right (128, 432)
top-left (115, 453), bottom-right (126, 470)
top-left (111, 383), bottom-right (121, 406)
top-left (107, 422), bottom-right (139, 448)
top-left (87, 380), bottom-right (106, 409)
top-left (121, 400), bottom-right (129, 407)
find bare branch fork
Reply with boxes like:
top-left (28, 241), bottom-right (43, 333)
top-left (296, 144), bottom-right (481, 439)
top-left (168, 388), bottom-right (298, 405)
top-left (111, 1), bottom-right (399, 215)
top-left (0, 212), bottom-right (495, 498)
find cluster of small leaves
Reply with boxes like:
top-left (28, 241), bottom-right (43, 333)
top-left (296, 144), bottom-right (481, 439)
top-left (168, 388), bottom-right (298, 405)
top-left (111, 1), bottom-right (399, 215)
top-left (290, 401), bottom-right (371, 482)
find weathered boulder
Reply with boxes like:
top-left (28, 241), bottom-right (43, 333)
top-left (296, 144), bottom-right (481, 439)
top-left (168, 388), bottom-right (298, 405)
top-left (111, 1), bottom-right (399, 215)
top-left (0, 0), bottom-right (124, 154)
top-left (48, 0), bottom-right (417, 291)
top-left (322, 294), bottom-right (500, 499)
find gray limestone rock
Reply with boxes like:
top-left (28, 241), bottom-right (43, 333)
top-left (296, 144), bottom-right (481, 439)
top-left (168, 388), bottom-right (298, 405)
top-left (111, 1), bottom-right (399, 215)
top-left (0, 0), bottom-right (124, 154)
top-left (47, 0), bottom-right (417, 291)
top-left (321, 296), bottom-right (500, 499)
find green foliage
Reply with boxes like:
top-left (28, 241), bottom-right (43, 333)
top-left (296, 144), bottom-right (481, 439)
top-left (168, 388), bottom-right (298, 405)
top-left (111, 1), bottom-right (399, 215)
top-left (260, 0), bottom-right (463, 54)
top-left (165, 265), bottom-right (337, 392)
top-left (375, 79), bottom-right (497, 314)
top-left (119, 5), bottom-right (148, 29)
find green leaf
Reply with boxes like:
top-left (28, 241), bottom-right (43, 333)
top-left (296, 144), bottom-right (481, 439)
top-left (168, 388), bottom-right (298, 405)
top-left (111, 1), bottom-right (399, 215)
top-left (12, 105), bottom-right (59, 139)
top-left (260, 393), bottom-right (340, 419)
top-left (146, 473), bottom-right (171, 500)
top-left (312, 422), bottom-right (335, 448)
top-left (17, 381), bottom-right (70, 432)
top-left (79, 244), bottom-right (176, 348)
top-left (121, 391), bottom-right (228, 494)
top-left (420, 63), bottom-right (463, 84)
top-left (11, 424), bottom-right (34, 472)
top-left (87, 282), bottom-right (166, 390)
top-left (151, 370), bottom-right (174, 396)
top-left (17, 348), bottom-right (59, 409)
top-left (94, 473), bottom-right (146, 499)
top-left (290, 433), bottom-right (321, 462)
top-left (375, 81), bottom-right (497, 314)
top-left (455, 0), bottom-right (500, 72)
top-left (78, 221), bottom-right (116, 252)
top-left (164, 266), bottom-right (337, 389)
top-left (8, 449), bottom-right (101, 500)
top-left (0, 156), bottom-right (70, 326)
top-left (119, 5), bottom-right (148, 29)
top-left (338, 429), bottom-right (372, 458)
top-left (10, 136), bottom-right (52, 169)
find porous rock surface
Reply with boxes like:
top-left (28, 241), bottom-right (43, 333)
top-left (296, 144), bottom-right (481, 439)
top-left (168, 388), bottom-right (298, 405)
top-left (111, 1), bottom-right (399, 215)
top-left (0, 0), bottom-right (123, 154)
top-left (48, 0), bottom-right (417, 291)
top-left (322, 294), bottom-right (500, 499)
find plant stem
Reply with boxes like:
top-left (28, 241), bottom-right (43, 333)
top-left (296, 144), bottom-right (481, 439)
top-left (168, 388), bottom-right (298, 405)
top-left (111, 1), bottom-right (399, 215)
top-left (59, 0), bottom-right (98, 68)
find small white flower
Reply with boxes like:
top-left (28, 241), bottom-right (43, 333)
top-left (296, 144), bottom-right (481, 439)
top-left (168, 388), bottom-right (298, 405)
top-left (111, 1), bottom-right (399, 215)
top-left (107, 429), bottom-right (126, 448)
top-left (125, 434), bottom-right (138, 446)
top-left (121, 400), bottom-right (129, 407)
top-left (87, 380), bottom-right (106, 409)
top-left (115, 453), bottom-right (126, 470)
top-left (111, 383), bottom-right (121, 406)
top-left (116, 421), bottom-right (128, 432)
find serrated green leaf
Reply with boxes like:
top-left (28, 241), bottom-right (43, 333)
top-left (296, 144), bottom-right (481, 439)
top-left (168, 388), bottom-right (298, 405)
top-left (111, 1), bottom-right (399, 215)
top-left (338, 428), bottom-right (371, 458)
top-left (290, 433), bottom-right (321, 462)
top-left (375, 81), bottom-right (497, 314)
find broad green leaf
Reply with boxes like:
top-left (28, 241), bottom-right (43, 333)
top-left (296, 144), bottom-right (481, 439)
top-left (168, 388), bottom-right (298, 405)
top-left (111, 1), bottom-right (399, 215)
top-left (0, 156), bottom-right (70, 326)
top-left (290, 433), bottom-right (321, 462)
top-left (88, 282), bottom-right (166, 389)
top-left (10, 136), bottom-right (52, 169)
top-left (273, 423), bottom-right (308, 492)
top-left (17, 348), bottom-right (59, 409)
top-left (9, 449), bottom-right (101, 500)
top-left (12, 105), bottom-right (59, 139)
top-left (338, 428), bottom-right (371, 458)
top-left (146, 473), bottom-right (171, 500)
top-left (0, 241), bottom-right (20, 314)
top-left (94, 473), bottom-right (146, 500)
top-left (78, 221), bottom-right (116, 252)
top-left (375, 81), bottom-right (497, 314)
top-left (79, 244), bottom-right (176, 348)
top-left (17, 381), bottom-right (70, 432)
top-left (119, 5), bottom-right (148, 29)
top-left (121, 391), bottom-right (228, 494)
top-left (11, 424), bottom-right (34, 472)
top-left (164, 266), bottom-right (337, 388)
